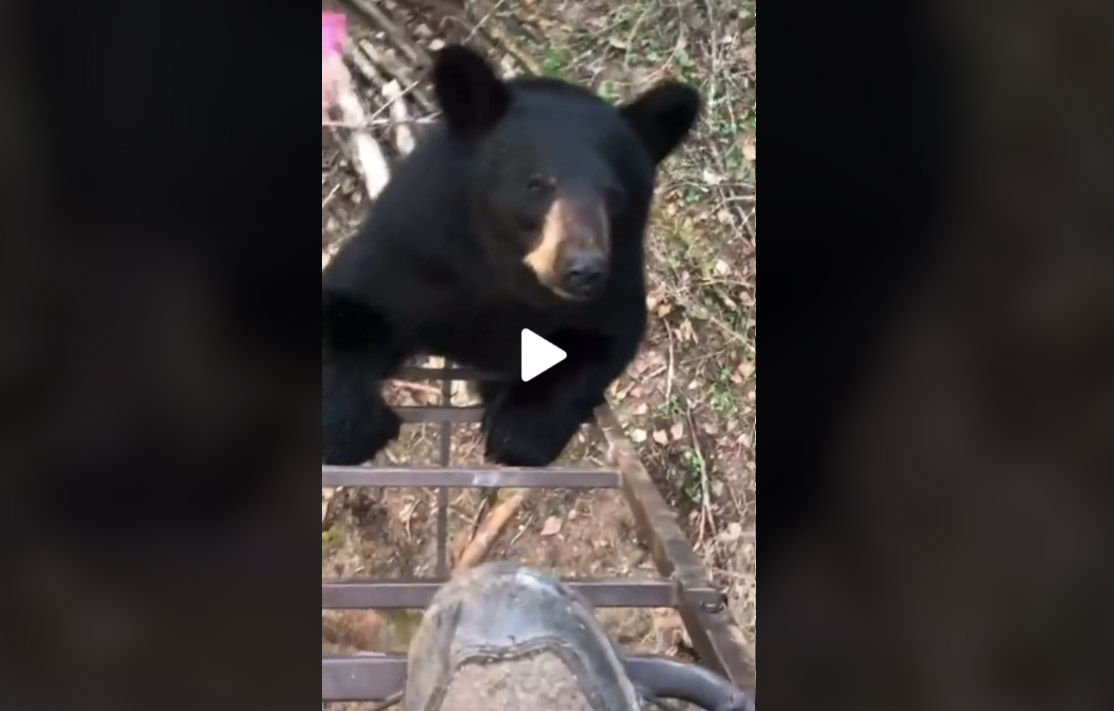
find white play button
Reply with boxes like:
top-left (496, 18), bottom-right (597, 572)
top-left (520, 328), bottom-right (567, 382)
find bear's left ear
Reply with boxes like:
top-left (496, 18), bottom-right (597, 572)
top-left (620, 82), bottom-right (701, 164)
top-left (433, 45), bottom-right (511, 138)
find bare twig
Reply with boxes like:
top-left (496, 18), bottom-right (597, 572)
top-left (346, 38), bottom-right (390, 90)
top-left (321, 182), bottom-right (341, 210)
top-left (382, 79), bottom-right (415, 154)
top-left (665, 321), bottom-right (676, 402)
top-left (323, 116), bottom-right (436, 129)
top-left (452, 489), bottom-right (527, 573)
top-left (345, 0), bottom-right (430, 66)
top-left (357, 39), bottom-right (437, 113)
top-left (327, 50), bottom-right (391, 199)
top-left (470, 14), bottom-right (543, 75)
top-left (683, 401), bottom-right (715, 546)
top-left (463, 0), bottom-right (510, 43)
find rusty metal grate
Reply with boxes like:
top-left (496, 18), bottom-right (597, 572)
top-left (321, 366), bottom-right (755, 702)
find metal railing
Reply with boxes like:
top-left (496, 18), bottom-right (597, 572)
top-left (321, 366), bottom-right (755, 702)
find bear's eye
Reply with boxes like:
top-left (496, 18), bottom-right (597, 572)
top-left (525, 175), bottom-right (554, 196)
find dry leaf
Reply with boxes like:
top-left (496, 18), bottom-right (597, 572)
top-left (652, 429), bottom-right (670, 445)
top-left (678, 319), bottom-right (696, 342)
top-left (397, 499), bottom-right (416, 525)
top-left (718, 521), bottom-right (744, 543)
top-left (630, 428), bottom-right (648, 443)
top-left (540, 516), bottom-right (563, 537)
top-left (670, 422), bottom-right (685, 440)
top-left (743, 135), bottom-right (756, 161)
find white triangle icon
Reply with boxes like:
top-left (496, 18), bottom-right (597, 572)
top-left (520, 328), bottom-right (567, 382)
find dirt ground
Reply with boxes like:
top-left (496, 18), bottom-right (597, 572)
top-left (321, 0), bottom-right (755, 675)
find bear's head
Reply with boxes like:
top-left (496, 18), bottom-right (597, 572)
top-left (432, 45), bottom-right (700, 302)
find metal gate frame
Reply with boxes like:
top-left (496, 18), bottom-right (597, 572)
top-left (322, 366), bottom-right (755, 702)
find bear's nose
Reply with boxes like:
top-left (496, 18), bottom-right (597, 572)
top-left (562, 253), bottom-right (607, 298)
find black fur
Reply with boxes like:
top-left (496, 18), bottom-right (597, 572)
top-left (322, 45), bottom-right (699, 466)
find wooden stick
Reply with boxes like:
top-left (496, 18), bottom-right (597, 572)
top-left (345, 0), bottom-right (430, 66)
top-left (357, 38), bottom-right (437, 113)
top-left (452, 489), bottom-right (526, 574)
top-left (474, 18), bottom-right (543, 75)
top-left (330, 52), bottom-right (391, 200)
top-left (383, 79), bottom-right (415, 155)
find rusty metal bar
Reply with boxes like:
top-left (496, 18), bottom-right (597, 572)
top-left (594, 405), bottom-right (756, 695)
top-left (322, 653), bottom-right (713, 702)
top-left (323, 654), bottom-right (404, 702)
top-left (322, 578), bottom-right (679, 609)
top-left (397, 406), bottom-right (484, 423)
top-left (435, 376), bottom-right (452, 576)
top-left (322, 466), bottom-right (621, 489)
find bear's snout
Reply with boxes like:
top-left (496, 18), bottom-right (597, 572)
top-left (522, 189), bottom-right (611, 300)
top-left (562, 251), bottom-right (608, 299)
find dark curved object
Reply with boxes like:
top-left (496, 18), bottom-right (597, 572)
top-left (404, 561), bottom-right (753, 711)
top-left (627, 655), bottom-right (754, 711)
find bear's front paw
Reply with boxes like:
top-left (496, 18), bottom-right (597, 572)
top-left (483, 395), bottom-right (584, 467)
top-left (322, 393), bottom-right (401, 466)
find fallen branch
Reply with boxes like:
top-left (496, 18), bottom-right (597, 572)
top-left (452, 489), bottom-right (526, 574)
top-left (382, 79), bottom-right (415, 155)
top-left (324, 13), bottom-right (391, 203)
top-left (684, 401), bottom-right (716, 547)
top-left (346, 0), bottom-right (430, 66)
top-left (330, 55), bottom-right (391, 200)
top-left (357, 39), bottom-right (437, 113)
top-left (346, 36), bottom-right (391, 91)
top-left (472, 15), bottom-right (543, 75)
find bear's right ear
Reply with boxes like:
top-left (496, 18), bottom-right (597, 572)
top-left (620, 82), bottom-right (701, 165)
top-left (433, 45), bottom-right (511, 138)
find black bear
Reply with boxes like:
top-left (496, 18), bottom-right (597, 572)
top-left (322, 44), bottom-right (699, 467)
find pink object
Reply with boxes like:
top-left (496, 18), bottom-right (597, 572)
top-left (322, 12), bottom-right (347, 59)
top-left (322, 12), bottom-right (348, 112)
